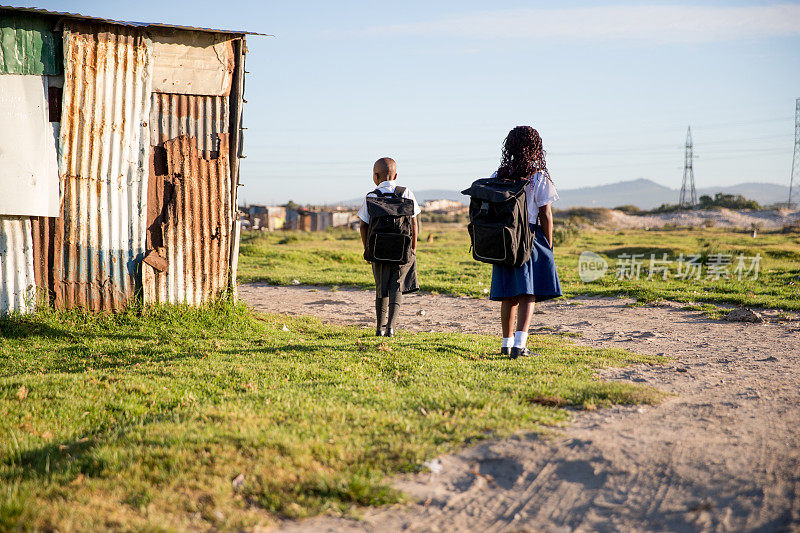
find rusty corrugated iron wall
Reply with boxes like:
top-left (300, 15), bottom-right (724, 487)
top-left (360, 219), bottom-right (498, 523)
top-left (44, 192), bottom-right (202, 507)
top-left (142, 36), bottom-right (242, 306)
top-left (143, 135), bottom-right (231, 305)
top-left (30, 216), bottom-right (59, 306)
top-left (150, 93), bottom-right (229, 159)
top-left (1, 11), bottom-right (246, 313)
top-left (0, 11), bottom-right (59, 314)
top-left (0, 217), bottom-right (37, 314)
top-left (57, 21), bottom-right (153, 311)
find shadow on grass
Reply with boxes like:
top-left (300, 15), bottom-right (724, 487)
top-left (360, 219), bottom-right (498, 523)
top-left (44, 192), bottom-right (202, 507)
top-left (599, 246), bottom-right (679, 257)
top-left (0, 318), bottom-right (77, 340)
top-left (2, 406), bottom-right (185, 484)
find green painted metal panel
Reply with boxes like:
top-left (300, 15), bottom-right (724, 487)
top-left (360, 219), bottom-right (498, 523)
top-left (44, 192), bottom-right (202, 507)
top-left (0, 12), bottom-right (61, 75)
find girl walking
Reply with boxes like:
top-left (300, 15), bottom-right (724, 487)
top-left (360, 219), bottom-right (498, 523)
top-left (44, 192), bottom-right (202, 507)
top-left (489, 126), bottom-right (562, 358)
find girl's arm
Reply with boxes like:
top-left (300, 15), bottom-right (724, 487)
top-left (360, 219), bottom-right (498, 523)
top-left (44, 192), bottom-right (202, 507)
top-left (538, 204), bottom-right (554, 249)
top-left (412, 217), bottom-right (418, 251)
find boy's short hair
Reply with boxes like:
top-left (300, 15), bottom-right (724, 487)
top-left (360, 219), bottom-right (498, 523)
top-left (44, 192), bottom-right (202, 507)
top-left (373, 157), bottom-right (397, 181)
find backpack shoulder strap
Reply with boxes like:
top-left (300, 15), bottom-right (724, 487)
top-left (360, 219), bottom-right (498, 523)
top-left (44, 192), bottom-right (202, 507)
top-left (394, 186), bottom-right (407, 197)
top-left (372, 188), bottom-right (385, 197)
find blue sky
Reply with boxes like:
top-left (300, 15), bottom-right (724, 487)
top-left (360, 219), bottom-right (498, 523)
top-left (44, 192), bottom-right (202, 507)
top-left (13, 0), bottom-right (800, 204)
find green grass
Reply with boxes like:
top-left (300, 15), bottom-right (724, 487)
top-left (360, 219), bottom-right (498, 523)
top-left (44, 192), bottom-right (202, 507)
top-left (238, 225), bottom-right (800, 310)
top-left (0, 304), bottom-right (663, 530)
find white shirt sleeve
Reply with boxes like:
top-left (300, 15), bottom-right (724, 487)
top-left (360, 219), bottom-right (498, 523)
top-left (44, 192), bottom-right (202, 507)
top-left (404, 189), bottom-right (422, 217)
top-left (356, 196), bottom-right (371, 223)
top-left (532, 172), bottom-right (559, 208)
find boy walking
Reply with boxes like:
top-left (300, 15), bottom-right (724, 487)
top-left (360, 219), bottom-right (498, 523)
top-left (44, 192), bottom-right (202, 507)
top-left (358, 157), bottom-right (421, 337)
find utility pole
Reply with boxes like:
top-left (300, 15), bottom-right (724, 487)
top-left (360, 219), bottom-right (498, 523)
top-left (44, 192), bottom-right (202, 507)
top-left (789, 98), bottom-right (800, 208)
top-left (679, 126), bottom-right (697, 208)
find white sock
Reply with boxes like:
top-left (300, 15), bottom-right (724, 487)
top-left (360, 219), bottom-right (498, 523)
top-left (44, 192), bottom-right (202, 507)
top-left (513, 331), bottom-right (528, 348)
top-left (502, 337), bottom-right (513, 349)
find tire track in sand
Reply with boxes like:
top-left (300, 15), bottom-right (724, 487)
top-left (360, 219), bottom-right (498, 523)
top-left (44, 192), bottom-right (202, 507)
top-left (239, 283), bottom-right (800, 532)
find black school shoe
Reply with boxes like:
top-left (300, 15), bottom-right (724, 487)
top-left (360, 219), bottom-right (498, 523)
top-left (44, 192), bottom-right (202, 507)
top-left (510, 347), bottom-right (532, 359)
top-left (384, 327), bottom-right (395, 338)
top-left (376, 326), bottom-right (384, 337)
top-left (500, 347), bottom-right (511, 356)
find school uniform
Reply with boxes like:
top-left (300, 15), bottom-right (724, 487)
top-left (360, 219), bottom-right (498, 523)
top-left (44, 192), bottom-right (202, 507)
top-left (357, 180), bottom-right (421, 297)
top-left (489, 171), bottom-right (562, 302)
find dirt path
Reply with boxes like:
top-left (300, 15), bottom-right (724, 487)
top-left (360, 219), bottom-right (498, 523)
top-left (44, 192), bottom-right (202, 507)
top-left (240, 283), bottom-right (800, 532)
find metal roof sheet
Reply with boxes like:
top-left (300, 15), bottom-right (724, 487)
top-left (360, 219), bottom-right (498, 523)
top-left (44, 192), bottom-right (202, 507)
top-left (0, 4), bottom-right (269, 35)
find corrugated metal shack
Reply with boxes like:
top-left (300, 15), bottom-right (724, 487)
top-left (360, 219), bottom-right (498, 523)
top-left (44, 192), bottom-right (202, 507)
top-left (245, 205), bottom-right (286, 230)
top-left (283, 209), bottom-right (358, 231)
top-left (0, 5), bottom-right (261, 313)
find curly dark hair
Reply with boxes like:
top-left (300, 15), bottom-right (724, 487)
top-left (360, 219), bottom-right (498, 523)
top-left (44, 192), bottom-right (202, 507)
top-left (496, 126), bottom-right (549, 182)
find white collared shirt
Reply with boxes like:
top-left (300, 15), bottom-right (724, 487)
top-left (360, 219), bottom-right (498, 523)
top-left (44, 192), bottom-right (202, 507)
top-left (356, 180), bottom-right (422, 224)
top-left (489, 171), bottom-right (559, 222)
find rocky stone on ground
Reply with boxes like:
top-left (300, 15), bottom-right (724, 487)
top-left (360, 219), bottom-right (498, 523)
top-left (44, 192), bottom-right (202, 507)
top-left (725, 307), bottom-right (764, 323)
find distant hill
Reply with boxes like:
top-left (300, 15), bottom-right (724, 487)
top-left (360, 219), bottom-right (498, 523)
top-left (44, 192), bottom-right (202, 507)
top-left (338, 179), bottom-right (791, 209)
top-left (557, 179), bottom-right (791, 209)
top-left (556, 178), bottom-right (674, 210)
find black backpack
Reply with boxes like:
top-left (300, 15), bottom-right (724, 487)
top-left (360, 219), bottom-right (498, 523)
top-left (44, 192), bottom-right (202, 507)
top-left (364, 187), bottom-right (415, 264)
top-left (461, 177), bottom-right (536, 267)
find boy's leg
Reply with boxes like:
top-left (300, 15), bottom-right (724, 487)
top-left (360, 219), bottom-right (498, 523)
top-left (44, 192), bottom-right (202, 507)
top-left (373, 263), bottom-right (388, 335)
top-left (375, 296), bottom-right (389, 334)
top-left (385, 268), bottom-right (402, 335)
top-left (386, 292), bottom-right (402, 331)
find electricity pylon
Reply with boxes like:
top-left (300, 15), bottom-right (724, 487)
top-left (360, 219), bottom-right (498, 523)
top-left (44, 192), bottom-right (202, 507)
top-left (679, 126), bottom-right (697, 208)
top-left (788, 98), bottom-right (799, 208)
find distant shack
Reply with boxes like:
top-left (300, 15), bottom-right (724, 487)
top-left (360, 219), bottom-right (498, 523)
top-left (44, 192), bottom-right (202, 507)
top-left (0, 5), bottom-right (263, 314)
top-left (284, 208), bottom-right (359, 231)
top-left (239, 205), bottom-right (359, 232)
top-left (422, 199), bottom-right (466, 214)
top-left (244, 205), bottom-right (287, 231)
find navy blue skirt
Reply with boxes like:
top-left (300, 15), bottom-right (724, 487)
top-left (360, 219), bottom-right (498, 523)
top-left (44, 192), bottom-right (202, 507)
top-left (489, 225), bottom-right (562, 302)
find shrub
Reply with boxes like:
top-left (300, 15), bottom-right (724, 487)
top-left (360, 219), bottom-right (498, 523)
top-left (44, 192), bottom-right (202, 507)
top-left (553, 207), bottom-right (614, 226)
top-left (613, 205), bottom-right (643, 215)
top-left (698, 193), bottom-right (761, 210)
top-left (553, 222), bottom-right (579, 246)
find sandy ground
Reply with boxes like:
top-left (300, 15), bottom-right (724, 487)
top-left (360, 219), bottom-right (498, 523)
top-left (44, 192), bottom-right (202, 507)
top-left (607, 207), bottom-right (800, 230)
top-left (239, 284), bottom-right (800, 532)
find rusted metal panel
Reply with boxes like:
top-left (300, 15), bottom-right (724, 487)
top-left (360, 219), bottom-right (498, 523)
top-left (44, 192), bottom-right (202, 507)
top-left (0, 216), bottom-right (36, 314)
top-left (0, 11), bottom-right (62, 75)
top-left (30, 215), bottom-right (59, 305)
top-left (150, 31), bottom-right (235, 96)
top-left (57, 21), bottom-right (152, 311)
top-left (150, 93), bottom-right (229, 158)
top-left (143, 135), bottom-right (231, 305)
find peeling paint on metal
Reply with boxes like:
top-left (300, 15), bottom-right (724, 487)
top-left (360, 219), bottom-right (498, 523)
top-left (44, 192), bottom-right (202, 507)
top-left (0, 11), bottom-right (62, 75)
top-left (57, 21), bottom-right (152, 311)
top-left (150, 93), bottom-right (229, 158)
top-left (143, 135), bottom-right (231, 305)
top-left (0, 216), bottom-right (37, 314)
